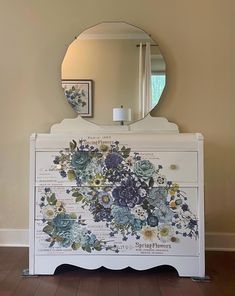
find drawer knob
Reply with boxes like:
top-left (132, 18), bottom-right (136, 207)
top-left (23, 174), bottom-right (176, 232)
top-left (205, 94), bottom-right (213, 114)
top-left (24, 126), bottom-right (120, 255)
top-left (170, 164), bottom-right (177, 170)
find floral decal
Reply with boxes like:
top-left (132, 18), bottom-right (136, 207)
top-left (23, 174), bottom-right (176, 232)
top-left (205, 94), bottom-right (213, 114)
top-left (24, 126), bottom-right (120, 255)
top-left (63, 85), bottom-right (87, 113)
top-left (39, 188), bottom-right (118, 252)
top-left (43, 139), bottom-right (199, 252)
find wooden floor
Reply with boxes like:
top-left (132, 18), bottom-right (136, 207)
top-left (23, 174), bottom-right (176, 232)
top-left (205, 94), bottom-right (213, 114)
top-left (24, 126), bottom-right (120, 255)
top-left (0, 248), bottom-right (234, 296)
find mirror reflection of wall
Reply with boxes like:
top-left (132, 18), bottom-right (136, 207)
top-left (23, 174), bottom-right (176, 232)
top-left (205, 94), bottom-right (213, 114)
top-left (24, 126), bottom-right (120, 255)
top-left (61, 22), bottom-right (166, 125)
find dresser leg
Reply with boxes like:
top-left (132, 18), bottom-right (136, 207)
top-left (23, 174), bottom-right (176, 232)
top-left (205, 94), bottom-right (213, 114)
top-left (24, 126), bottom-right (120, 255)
top-left (22, 268), bottom-right (38, 277)
top-left (191, 275), bottom-right (211, 282)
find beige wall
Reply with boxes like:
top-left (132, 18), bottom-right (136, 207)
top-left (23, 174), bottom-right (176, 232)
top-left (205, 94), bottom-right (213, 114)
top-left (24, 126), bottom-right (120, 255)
top-left (62, 39), bottom-right (140, 123)
top-left (0, 0), bottom-right (234, 235)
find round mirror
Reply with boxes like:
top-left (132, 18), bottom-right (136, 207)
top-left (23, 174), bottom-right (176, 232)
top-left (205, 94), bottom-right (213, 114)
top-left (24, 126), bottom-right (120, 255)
top-left (61, 22), bottom-right (166, 125)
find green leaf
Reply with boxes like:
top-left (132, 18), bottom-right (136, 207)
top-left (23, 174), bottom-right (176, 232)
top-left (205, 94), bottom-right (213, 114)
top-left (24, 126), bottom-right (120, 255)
top-left (72, 191), bottom-right (81, 197)
top-left (75, 195), bottom-right (84, 202)
top-left (67, 170), bottom-right (76, 181)
top-left (85, 246), bottom-right (92, 253)
top-left (47, 193), bottom-right (57, 205)
top-left (149, 177), bottom-right (154, 187)
top-left (70, 212), bottom-right (77, 219)
top-left (125, 148), bottom-right (131, 154)
top-left (49, 241), bottom-right (55, 248)
top-left (69, 140), bottom-right (77, 151)
top-left (72, 191), bottom-right (84, 202)
top-left (94, 242), bottom-right (102, 251)
top-left (72, 242), bottom-right (81, 250)
top-left (142, 200), bottom-right (149, 210)
top-left (43, 225), bottom-right (53, 235)
top-left (55, 236), bottom-right (64, 242)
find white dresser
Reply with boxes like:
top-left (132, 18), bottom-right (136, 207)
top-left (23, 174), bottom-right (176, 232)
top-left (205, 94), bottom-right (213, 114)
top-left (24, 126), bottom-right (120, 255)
top-left (29, 116), bottom-right (204, 277)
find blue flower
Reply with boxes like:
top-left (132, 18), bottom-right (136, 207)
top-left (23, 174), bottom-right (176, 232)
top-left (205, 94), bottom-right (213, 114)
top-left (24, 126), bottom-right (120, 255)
top-left (133, 160), bottom-right (156, 181)
top-left (111, 206), bottom-right (134, 225)
top-left (71, 151), bottom-right (91, 171)
top-left (132, 218), bottom-right (144, 231)
top-left (53, 156), bottom-right (60, 164)
top-left (153, 205), bottom-right (174, 223)
top-left (94, 209), bottom-right (112, 222)
top-left (147, 215), bottom-right (159, 227)
top-left (105, 152), bottom-right (123, 169)
top-left (147, 187), bottom-right (168, 207)
top-left (98, 191), bottom-right (113, 208)
top-left (52, 213), bottom-right (75, 231)
top-left (182, 204), bottom-right (189, 211)
top-left (112, 177), bottom-right (147, 208)
top-left (60, 170), bottom-right (67, 178)
top-left (76, 228), bottom-right (98, 247)
top-left (188, 219), bottom-right (198, 229)
top-left (55, 230), bottom-right (73, 248)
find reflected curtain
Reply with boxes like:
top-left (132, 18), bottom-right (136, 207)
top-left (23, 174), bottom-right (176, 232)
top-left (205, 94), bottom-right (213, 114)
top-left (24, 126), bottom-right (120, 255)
top-left (138, 42), bottom-right (152, 118)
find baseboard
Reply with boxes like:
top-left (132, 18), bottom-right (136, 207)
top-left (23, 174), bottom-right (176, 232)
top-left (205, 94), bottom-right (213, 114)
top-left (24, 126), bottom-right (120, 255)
top-left (205, 232), bottom-right (235, 251)
top-left (0, 229), bottom-right (235, 251)
top-left (0, 229), bottom-right (28, 247)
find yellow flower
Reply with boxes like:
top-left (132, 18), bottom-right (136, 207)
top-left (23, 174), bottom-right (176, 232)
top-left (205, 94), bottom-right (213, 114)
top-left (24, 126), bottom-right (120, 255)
top-left (56, 207), bottom-right (65, 214)
top-left (90, 174), bottom-right (105, 186)
top-left (100, 144), bottom-right (109, 152)
top-left (56, 201), bottom-right (63, 208)
top-left (169, 200), bottom-right (177, 209)
top-left (141, 226), bottom-right (157, 241)
top-left (169, 183), bottom-right (179, 196)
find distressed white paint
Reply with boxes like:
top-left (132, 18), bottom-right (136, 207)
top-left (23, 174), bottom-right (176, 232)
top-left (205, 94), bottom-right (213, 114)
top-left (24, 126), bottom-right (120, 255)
top-left (29, 116), bottom-right (204, 277)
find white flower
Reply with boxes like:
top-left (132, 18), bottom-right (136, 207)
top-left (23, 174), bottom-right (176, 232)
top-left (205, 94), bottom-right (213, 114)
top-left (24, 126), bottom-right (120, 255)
top-left (141, 226), bottom-right (157, 241)
top-left (154, 174), bottom-right (167, 186)
top-left (132, 206), bottom-right (147, 221)
top-left (158, 224), bottom-right (174, 242)
top-left (42, 205), bottom-right (56, 220)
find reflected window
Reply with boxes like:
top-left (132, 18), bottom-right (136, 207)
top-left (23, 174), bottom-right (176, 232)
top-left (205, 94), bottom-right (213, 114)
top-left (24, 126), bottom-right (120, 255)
top-left (151, 73), bottom-right (166, 108)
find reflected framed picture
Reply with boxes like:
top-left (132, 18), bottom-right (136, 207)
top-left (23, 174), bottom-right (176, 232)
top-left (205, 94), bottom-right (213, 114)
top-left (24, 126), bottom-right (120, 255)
top-left (61, 79), bottom-right (93, 117)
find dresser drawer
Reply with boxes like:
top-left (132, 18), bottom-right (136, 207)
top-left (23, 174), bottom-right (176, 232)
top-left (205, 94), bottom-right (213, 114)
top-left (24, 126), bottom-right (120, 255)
top-left (35, 150), bottom-right (197, 186)
top-left (35, 185), bottom-right (199, 257)
top-left (137, 151), bottom-right (198, 184)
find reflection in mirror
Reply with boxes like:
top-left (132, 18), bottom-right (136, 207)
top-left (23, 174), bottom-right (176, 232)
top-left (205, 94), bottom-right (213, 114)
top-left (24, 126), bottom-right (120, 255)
top-left (61, 22), bottom-right (166, 125)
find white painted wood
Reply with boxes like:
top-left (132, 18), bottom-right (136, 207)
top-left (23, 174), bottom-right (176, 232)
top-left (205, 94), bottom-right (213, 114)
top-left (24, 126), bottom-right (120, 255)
top-left (29, 121), bottom-right (204, 277)
top-left (35, 133), bottom-right (200, 151)
top-left (129, 114), bottom-right (179, 133)
top-left (197, 135), bottom-right (205, 277)
top-left (34, 255), bottom-right (201, 276)
top-left (29, 134), bottom-right (36, 275)
top-left (50, 114), bottom-right (179, 134)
